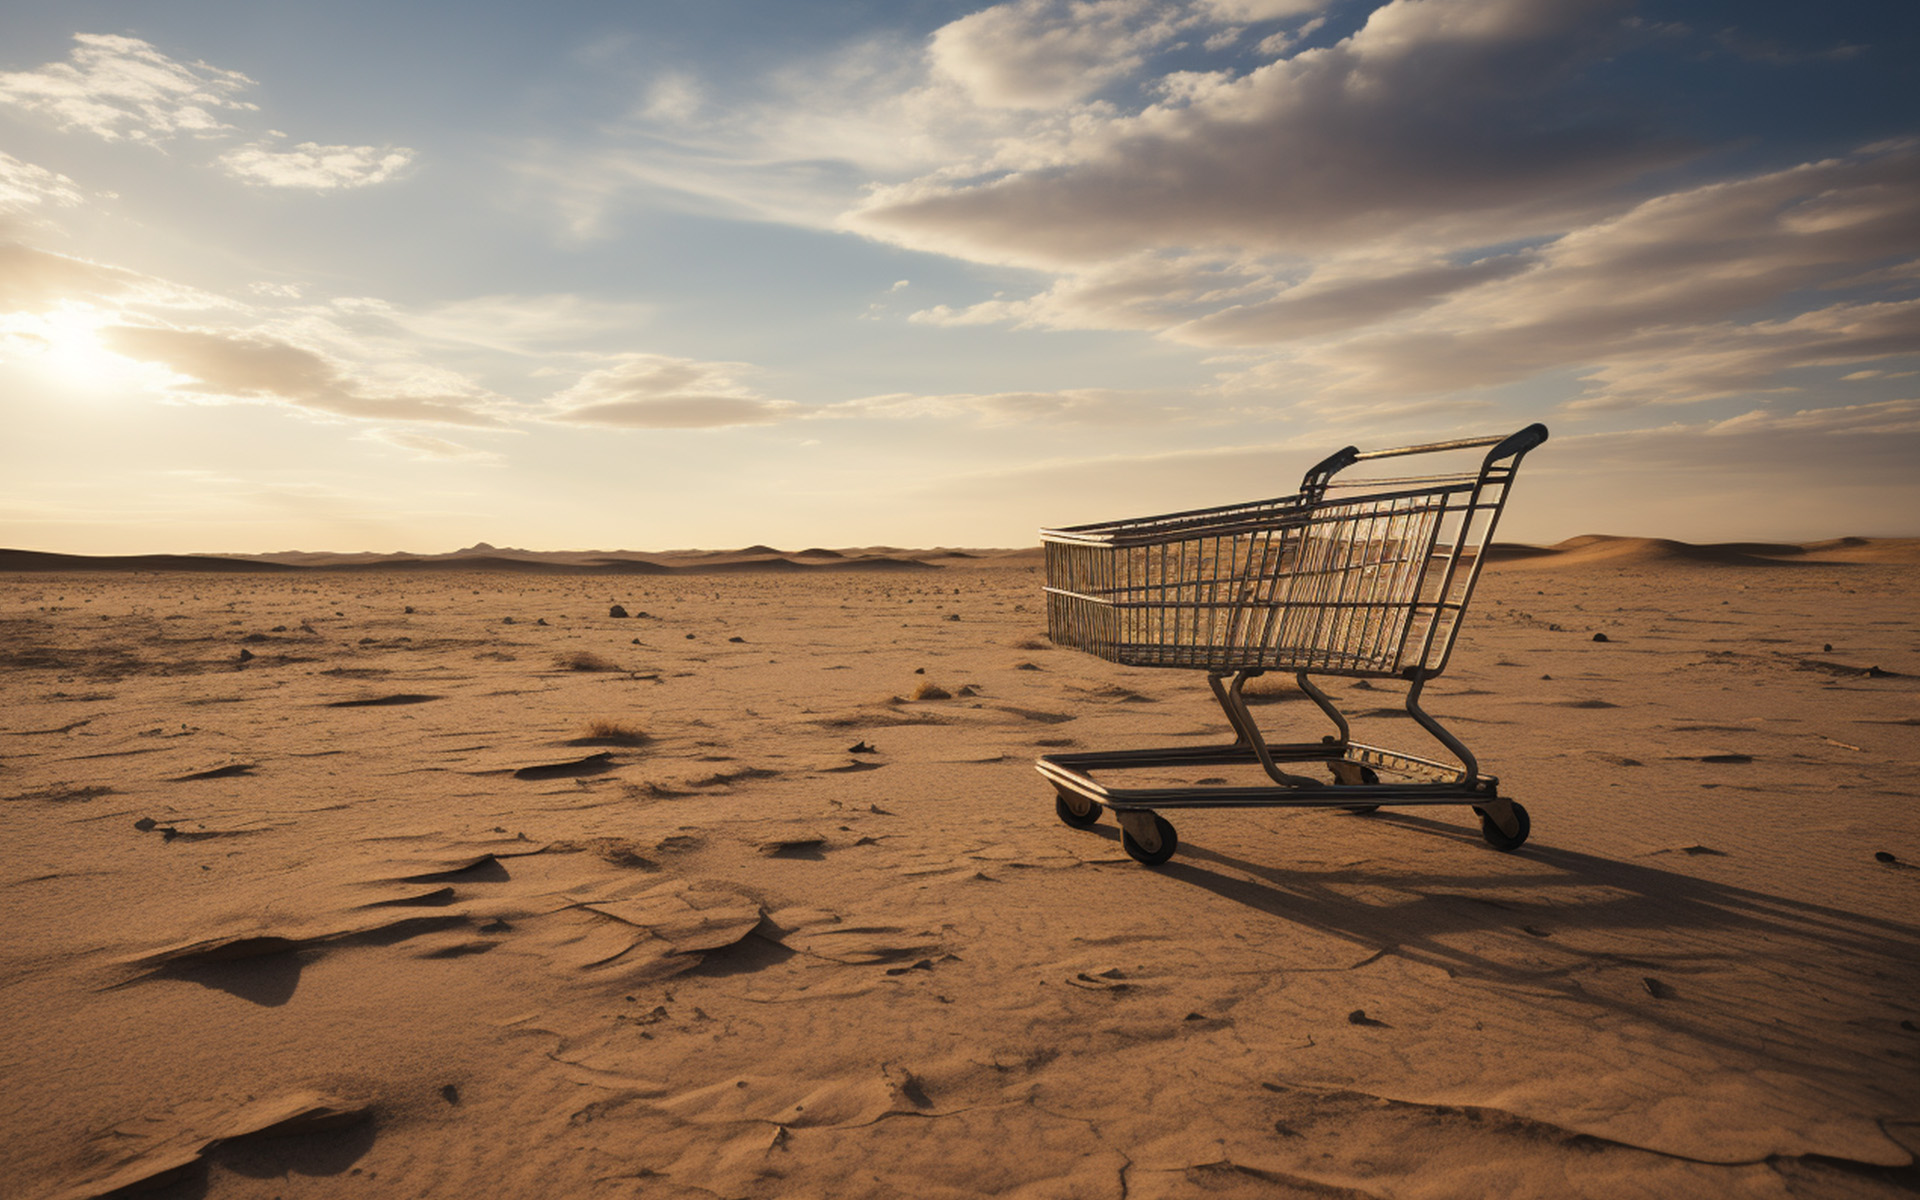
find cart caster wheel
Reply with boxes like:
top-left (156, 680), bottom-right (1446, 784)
top-left (1330, 763), bottom-right (1379, 814)
top-left (1055, 791), bottom-right (1102, 829)
top-left (1121, 814), bottom-right (1179, 866)
top-left (1476, 801), bottom-right (1530, 851)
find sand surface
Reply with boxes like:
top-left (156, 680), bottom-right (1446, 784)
top-left (2, 538), bottom-right (1917, 1198)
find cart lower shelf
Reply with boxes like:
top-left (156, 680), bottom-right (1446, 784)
top-left (1037, 668), bottom-right (1531, 866)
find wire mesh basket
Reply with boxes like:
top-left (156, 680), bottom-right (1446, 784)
top-left (1043, 427), bottom-right (1543, 680)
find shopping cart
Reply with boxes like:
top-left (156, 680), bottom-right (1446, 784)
top-left (1038, 424), bottom-right (1548, 866)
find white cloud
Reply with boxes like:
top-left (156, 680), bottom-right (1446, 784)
top-left (543, 353), bottom-right (800, 428)
top-left (219, 138), bottom-right (416, 190)
top-left (0, 33), bottom-right (257, 142)
top-left (852, 0), bottom-right (1659, 267)
top-left (929, 0), bottom-right (1188, 109)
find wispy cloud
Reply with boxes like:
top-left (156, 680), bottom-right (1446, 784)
top-left (101, 324), bottom-right (507, 426)
top-left (0, 33), bottom-right (257, 142)
top-left (364, 428), bottom-right (505, 462)
top-left (542, 353), bottom-right (799, 428)
top-left (219, 137), bottom-right (416, 189)
top-left (0, 152), bottom-right (84, 216)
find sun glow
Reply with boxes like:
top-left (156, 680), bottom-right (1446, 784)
top-left (3, 306), bottom-right (147, 391)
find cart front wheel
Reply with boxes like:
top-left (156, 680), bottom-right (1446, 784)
top-left (1476, 801), bottom-right (1530, 851)
top-left (1331, 763), bottom-right (1380, 814)
top-left (1055, 790), bottom-right (1102, 829)
top-left (1121, 814), bottom-right (1179, 867)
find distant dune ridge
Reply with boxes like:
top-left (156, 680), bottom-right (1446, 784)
top-left (0, 544), bottom-right (1040, 574)
top-left (2, 536), bottom-right (1913, 573)
top-left (1482, 534), bottom-right (1920, 568)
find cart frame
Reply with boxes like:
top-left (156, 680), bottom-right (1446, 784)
top-left (1037, 424), bottom-right (1549, 865)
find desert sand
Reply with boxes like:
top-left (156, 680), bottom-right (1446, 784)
top-left (1, 536), bottom-right (1916, 1199)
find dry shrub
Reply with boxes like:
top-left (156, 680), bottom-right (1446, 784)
top-left (558, 650), bottom-right (620, 672)
top-left (579, 718), bottom-right (649, 745)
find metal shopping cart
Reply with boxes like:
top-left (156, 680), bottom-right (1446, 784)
top-left (1038, 424), bottom-right (1549, 866)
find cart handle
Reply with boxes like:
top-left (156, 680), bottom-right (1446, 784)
top-left (1300, 423), bottom-right (1548, 496)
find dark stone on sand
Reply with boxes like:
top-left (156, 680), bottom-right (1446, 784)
top-left (728, 636), bottom-right (745, 643)
top-left (242, 632), bottom-right (270, 643)
top-left (1346, 1009), bottom-right (1384, 1026)
top-left (1875, 850), bottom-right (1900, 864)
top-left (849, 741), bottom-right (877, 754)
top-left (238, 648), bottom-right (254, 661)
top-left (914, 667), bottom-right (925, 674)
top-left (535, 618), bottom-right (548, 626)
top-left (946, 613), bottom-right (961, 621)
top-left (1592, 632), bottom-right (1610, 642)
top-left (440, 1084), bottom-right (460, 1105)
top-left (1643, 976), bottom-right (1673, 999)
top-left (686, 632), bottom-right (695, 639)
top-left (609, 604), bottom-right (629, 618)
top-left (134, 816), bottom-right (158, 831)
top-left (501, 616), bottom-right (515, 624)
top-left (1824, 643), bottom-right (1833, 652)
top-left (405, 606), bottom-right (414, 614)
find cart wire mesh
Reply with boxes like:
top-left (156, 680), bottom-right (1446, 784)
top-left (1041, 428), bottom-right (1543, 679)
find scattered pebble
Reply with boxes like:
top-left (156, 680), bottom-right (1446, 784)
top-left (609, 604), bottom-right (629, 618)
top-left (728, 636), bottom-right (745, 643)
top-left (1874, 850), bottom-right (1900, 865)
top-left (440, 1084), bottom-right (460, 1105)
top-left (1642, 976), bottom-right (1673, 999)
top-left (237, 648), bottom-right (253, 661)
top-left (404, 606), bottom-right (414, 614)
top-left (849, 741), bottom-right (877, 754)
top-left (1823, 643), bottom-right (1833, 652)
top-left (1592, 632), bottom-right (1610, 643)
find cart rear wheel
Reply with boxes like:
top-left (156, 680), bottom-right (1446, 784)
top-left (1121, 814), bottom-right (1179, 866)
top-left (1331, 763), bottom-right (1380, 813)
top-left (1476, 801), bottom-right (1530, 851)
top-left (1055, 790), bottom-right (1102, 829)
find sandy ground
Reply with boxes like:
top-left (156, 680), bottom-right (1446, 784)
top-left (2, 541), bottom-right (1916, 1199)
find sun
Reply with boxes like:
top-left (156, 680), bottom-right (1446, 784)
top-left (4, 305), bottom-right (145, 391)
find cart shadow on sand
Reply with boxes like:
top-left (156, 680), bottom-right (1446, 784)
top-left (1079, 811), bottom-right (1920, 1081)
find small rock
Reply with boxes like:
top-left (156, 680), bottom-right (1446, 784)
top-left (1875, 850), bottom-right (1900, 864)
top-left (1540, 673), bottom-right (1551, 680)
top-left (913, 667), bottom-right (925, 674)
top-left (1592, 632), bottom-right (1610, 643)
top-left (686, 632), bottom-right (696, 640)
top-left (609, 604), bottom-right (629, 619)
top-left (270, 625), bottom-right (287, 632)
top-left (535, 618), bottom-right (548, 626)
top-left (849, 741), bottom-right (877, 754)
top-left (502, 616), bottom-right (516, 625)
top-left (404, 606), bottom-right (414, 614)
top-left (237, 648), bottom-right (253, 661)
top-left (946, 613), bottom-right (961, 622)
top-left (1346, 1009), bottom-right (1377, 1025)
top-left (1523, 925), bottom-right (1551, 937)
top-left (1642, 976), bottom-right (1673, 999)
top-left (440, 1084), bottom-right (460, 1105)
top-left (1823, 643), bottom-right (1833, 652)
top-left (134, 816), bottom-right (158, 832)
top-left (1184, 1011), bottom-right (1207, 1021)
top-left (728, 636), bottom-right (745, 643)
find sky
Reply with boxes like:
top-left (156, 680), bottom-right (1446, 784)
top-left (0, 0), bottom-right (1915, 554)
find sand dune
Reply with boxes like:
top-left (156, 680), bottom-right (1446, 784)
top-left (1489, 533), bottom-right (1920, 568)
top-left (2, 545), bottom-right (1916, 1197)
